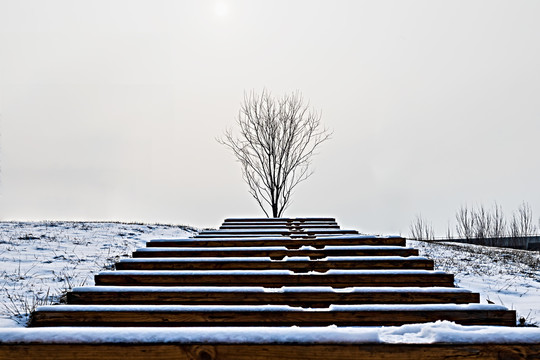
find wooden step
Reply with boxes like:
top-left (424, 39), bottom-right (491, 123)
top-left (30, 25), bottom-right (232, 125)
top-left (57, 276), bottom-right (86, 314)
top-left (146, 235), bottom-right (406, 248)
top-left (3, 342), bottom-right (539, 360)
top-left (115, 257), bottom-right (433, 271)
top-left (196, 229), bottom-right (358, 237)
top-left (132, 246), bottom-right (419, 259)
top-left (219, 225), bottom-right (341, 229)
top-left (221, 220), bottom-right (338, 226)
top-left (94, 270), bottom-right (454, 287)
top-left (194, 234), bottom-right (295, 238)
top-left (223, 217), bottom-right (336, 223)
top-left (67, 286), bottom-right (480, 306)
top-left (29, 304), bottom-right (516, 327)
top-left (220, 224), bottom-right (339, 229)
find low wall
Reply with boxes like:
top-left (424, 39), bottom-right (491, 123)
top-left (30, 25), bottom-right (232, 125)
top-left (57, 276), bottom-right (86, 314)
top-left (436, 236), bottom-right (540, 251)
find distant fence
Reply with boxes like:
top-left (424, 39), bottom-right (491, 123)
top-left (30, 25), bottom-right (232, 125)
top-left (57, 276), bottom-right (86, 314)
top-left (420, 236), bottom-right (540, 251)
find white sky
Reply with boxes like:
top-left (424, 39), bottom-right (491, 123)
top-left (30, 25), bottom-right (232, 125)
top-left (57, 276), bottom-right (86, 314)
top-left (1, 0), bottom-right (539, 235)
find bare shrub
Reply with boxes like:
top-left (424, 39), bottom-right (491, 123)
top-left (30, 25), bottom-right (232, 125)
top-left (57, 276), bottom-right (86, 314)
top-left (445, 222), bottom-right (454, 240)
top-left (413, 202), bottom-right (538, 250)
top-left (455, 203), bottom-right (510, 240)
top-left (409, 214), bottom-right (435, 240)
top-left (456, 205), bottom-right (475, 239)
top-left (473, 204), bottom-right (492, 240)
top-left (490, 202), bottom-right (507, 238)
top-left (510, 202), bottom-right (537, 237)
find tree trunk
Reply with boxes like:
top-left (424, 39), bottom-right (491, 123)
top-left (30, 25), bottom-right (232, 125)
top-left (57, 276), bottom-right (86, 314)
top-left (272, 203), bottom-right (279, 218)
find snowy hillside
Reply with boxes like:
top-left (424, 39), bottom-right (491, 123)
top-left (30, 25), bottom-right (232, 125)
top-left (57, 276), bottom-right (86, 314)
top-left (0, 222), bottom-right (538, 327)
top-left (409, 239), bottom-right (540, 326)
top-left (0, 221), bottom-right (196, 327)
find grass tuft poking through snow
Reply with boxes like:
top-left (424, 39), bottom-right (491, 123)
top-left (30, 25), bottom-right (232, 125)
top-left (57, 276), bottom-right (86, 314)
top-left (0, 221), bottom-right (195, 326)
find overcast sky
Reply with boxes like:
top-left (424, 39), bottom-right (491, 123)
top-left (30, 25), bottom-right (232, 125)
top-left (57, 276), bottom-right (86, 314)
top-left (1, 0), bottom-right (539, 235)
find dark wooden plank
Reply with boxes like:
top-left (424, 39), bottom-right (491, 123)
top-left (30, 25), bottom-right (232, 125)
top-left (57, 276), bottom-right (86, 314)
top-left (220, 222), bottom-right (338, 226)
top-left (146, 236), bottom-right (406, 248)
top-left (223, 217), bottom-right (337, 222)
top-left (29, 308), bottom-right (517, 327)
top-left (132, 248), bottom-right (419, 259)
top-left (194, 234), bottom-right (289, 238)
top-left (115, 258), bottom-right (433, 271)
top-left (4, 343), bottom-right (539, 360)
top-left (67, 288), bottom-right (480, 306)
top-left (197, 229), bottom-right (358, 236)
top-left (94, 272), bottom-right (454, 287)
top-left (219, 224), bottom-right (341, 229)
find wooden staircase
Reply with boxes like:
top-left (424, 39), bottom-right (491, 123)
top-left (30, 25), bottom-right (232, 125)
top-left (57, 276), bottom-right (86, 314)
top-left (29, 217), bottom-right (515, 327)
top-left (4, 217), bottom-right (537, 359)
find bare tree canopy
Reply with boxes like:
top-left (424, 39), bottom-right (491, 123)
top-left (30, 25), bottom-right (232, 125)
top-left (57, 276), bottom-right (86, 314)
top-left (411, 201), bottom-right (538, 240)
top-left (455, 202), bottom-right (537, 239)
top-left (219, 90), bottom-right (331, 218)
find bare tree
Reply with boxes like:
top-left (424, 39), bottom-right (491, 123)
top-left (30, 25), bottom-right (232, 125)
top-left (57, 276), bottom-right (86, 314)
top-left (418, 201), bottom-right (536, 243)
top-left (473, 204), bottom-right (492, 239)
top-left (446, 221), bottom-right (454, 240)
top-left (456, 203), bottom-right (507, 239)
top-left (456, 205), bottom-right (475, 239)
top-left (219, 90), bottom-right (331, 217)
top-left (510, 202), bottom-right (537, 237)
top-left (409, 214), bottom-right (435, 240)
top-left (490, 202), bottom-right (506, 238)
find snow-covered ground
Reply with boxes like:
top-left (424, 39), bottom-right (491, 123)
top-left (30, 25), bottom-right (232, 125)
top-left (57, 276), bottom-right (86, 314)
top-left (0, 222), bottom-right (538, 330)
top-left (0, 221), bottom-right (196, 327)
top-left (409, 239), bottom-right (540, 326)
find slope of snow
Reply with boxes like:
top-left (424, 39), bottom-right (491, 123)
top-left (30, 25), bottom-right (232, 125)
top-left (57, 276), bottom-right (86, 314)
top-left (409, 239), bottom-right (540, 326)
top-left (0, 221), bottom-right (195, 325)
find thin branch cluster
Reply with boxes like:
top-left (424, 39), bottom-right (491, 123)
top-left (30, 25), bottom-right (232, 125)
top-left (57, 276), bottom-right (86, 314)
top-left (455, 202), bottom-right (537, 239)
top-left (219, 90), bottom-right (331, 217)
top-left (410, 202), bottom-right (539, 240)
top-left (409, 214), bottom-right (435, 241)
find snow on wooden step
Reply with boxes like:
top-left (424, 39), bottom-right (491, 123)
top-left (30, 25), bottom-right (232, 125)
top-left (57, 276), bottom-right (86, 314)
top-left (120, 257), bottom-right (276, 263)
top-left (324, 256), bottom-right (428, 261)
top-left (34, 304), bottom-right (509, 312)
top-left (118, 256), bottom-right (430, 263)
top-left (316, 234), bottom-right (403, 240)
top-left (71, 286), bottom-right (473, 293)
top-left (98, 269), bottom-right (447, 276)
top-left (148, 237), bottom-right (289, 242)
top-left (224, 217), bottom-right (336, 221)
top-left (3, 321), bottom-right (540, 344)
top-left (147, 235), bottom-right (400, 242)
top-left (135, 245), bottom-right (413, 252)
top-left (197, 230), bottom-right (359, 236)
top-left (146, 234), bottom-right (404, 243)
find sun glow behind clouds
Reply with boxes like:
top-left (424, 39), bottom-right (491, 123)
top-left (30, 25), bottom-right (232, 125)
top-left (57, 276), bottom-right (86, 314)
top-left (214, 2), bottom-right (229, 17)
